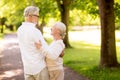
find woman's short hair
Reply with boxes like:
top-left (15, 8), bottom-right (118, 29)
top-left (23, 6), bottom-right (39, 17)
top-left (53, 22), bottom-right (66, 39)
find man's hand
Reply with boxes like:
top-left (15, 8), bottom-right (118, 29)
top-left (34, 40), bottom-right (42, 49)
top-left (59, 50), bottom-right (64, 57)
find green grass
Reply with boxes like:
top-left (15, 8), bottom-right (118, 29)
top-left (64, 41), bottom-right (120, 80)
top-left (44, 29), bottom-right (120, 80)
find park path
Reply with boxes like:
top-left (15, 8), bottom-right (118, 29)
top-left (0, 33), bottom-right (89, 80)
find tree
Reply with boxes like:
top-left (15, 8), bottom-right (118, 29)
top-left (97, 0), bottom-right (119, 68)
top-left (0, 17), bottom-right (7, 33)
top-left (36, 0), bottom-right (56, 34)
top-left (0, 0), bottom-right (27, 28)
top-left (56, 0), bottom-right (72, 48)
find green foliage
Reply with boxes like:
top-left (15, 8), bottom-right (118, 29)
top-left (0, 17), bottom-right (7, 25)
top-left (71, 0), bottom-right (99, 16)
top-left (36, 0), bottom-right (60, 25)
top-left (69, 9), bottom-right (100, 26)
top-left (0, 0), bottom-right (60, 27)
top-left (69, 0), bottom-right (100, 27)
top-left (114, 2), bottom-right (120, 28)
top-left (0, 0), bottom-right (120, 29)
top-left (37, 0), bottom-right (58, 17)
top-left (0, 0), bottom-right (27, 26)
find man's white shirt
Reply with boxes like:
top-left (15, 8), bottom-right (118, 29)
top-left (17, 22), bottom-right (48, 75)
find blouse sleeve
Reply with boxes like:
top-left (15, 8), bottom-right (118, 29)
top-left (40, 41), bottom-right (65, 60)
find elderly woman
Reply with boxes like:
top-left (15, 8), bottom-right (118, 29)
top-left (36, 22), bottom-right (66, 80)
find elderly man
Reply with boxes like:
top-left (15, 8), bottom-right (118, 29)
top-left (17, 6), bottom-right (49, 80)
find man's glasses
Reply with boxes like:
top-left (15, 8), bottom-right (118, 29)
top-left (31, 15), bottom-right (39, 18)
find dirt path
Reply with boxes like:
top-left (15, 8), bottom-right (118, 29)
top-left (0, 33), bottom-right (89, 80)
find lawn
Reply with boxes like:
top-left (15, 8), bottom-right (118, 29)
top-left (44, 29), bottom-right (120, 80)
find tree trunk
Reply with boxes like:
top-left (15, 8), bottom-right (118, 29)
top-left (56, 0), bottom-right (71, 48)
top-left (36, 17), bottom-right (45, 34)
top-left (1, 26), bottom-right (4, 33)
top-left (98, 0), bottom-right (119, 68)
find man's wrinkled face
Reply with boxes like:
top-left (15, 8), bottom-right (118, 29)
top-left (31, 14), bottom-right (39, 25)
top-left (27, 11), bottom-right (39, 25)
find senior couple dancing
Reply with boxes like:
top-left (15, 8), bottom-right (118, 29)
top-left (17, 6), bottom-right (66, 80)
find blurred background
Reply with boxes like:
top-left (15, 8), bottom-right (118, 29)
top-left (1, 0), bottom-right (120, 80)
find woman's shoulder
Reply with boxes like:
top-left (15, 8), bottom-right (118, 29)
top-left (56, 40), bottom-right (65, 48)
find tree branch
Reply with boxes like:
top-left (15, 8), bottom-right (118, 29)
top-left (56, 0), bottom-right (63, 11)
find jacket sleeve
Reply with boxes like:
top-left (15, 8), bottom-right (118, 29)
top-left (40, 42), bottom-right (65, 60)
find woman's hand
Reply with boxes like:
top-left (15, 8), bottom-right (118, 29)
top-left (34, 40), bottom-right (42, 49)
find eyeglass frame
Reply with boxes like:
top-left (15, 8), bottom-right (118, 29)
top-left (32, 14), bottom-right (39, 17)
top-left (29, 14), bottom-right (39, 18)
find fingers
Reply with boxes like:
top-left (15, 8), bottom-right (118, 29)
top-left (35, 40), bottom-right (42, 49)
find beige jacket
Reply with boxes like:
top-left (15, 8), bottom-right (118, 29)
top-left (41, 40), bottom-right (65, 71)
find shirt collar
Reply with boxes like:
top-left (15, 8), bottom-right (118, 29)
top-left (22, 22), bottom-right (36, 27)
